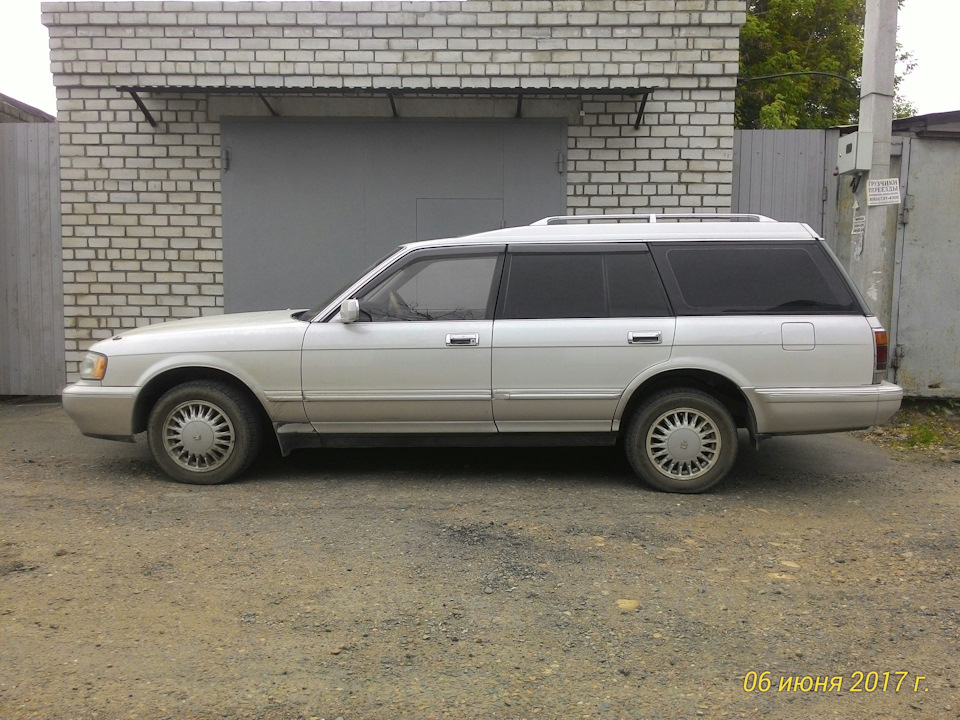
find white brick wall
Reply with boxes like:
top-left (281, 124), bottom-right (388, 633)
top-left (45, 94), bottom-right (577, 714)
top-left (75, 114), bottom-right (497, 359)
top-left (42, 0), bottom-right (746, 376)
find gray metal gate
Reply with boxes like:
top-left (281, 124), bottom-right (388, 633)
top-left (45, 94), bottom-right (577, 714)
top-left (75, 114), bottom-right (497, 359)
top-left (891, 136), bottom-right (960, 397)
top-left (221, 118), bottom-right (567, 312)
top-left (733, 129), bottom-right (840, 237)
top-left (0, 123), bottom-right (64, 395)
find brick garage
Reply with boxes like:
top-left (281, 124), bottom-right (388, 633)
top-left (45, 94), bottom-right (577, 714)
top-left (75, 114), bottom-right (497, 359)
top-left (43, 0), bottom-right (746, 378)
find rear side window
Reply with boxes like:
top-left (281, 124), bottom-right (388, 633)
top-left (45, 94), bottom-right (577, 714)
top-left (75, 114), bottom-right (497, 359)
top-left (498, 247), bottom-right (671, 319)
top-left (651, 242), bottom-right (861, 315)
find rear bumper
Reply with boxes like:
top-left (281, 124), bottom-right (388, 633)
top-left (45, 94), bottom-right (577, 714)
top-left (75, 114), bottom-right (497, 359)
top-left (62, 382), bottom-right (139, 441)
top-left (746, 381), bottom-right (903, 434)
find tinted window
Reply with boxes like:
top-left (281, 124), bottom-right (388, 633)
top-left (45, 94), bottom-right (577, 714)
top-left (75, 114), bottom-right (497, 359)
top-left (652, 242), bottom-right (860, 315)
top-left (359, 253), bottom-right (501, 321)
top-left (501, 253), bottom-right (606, 319)
top-left (499, 248), bottom-right (670, 319)
top-left (606, 252), bottom-right (671, 317)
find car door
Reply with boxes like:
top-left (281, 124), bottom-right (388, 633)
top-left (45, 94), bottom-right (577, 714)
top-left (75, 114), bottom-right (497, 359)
top-left (492, 244), bottom-right (676, 432)
top-left (301, 246), bottom-right (504, 433)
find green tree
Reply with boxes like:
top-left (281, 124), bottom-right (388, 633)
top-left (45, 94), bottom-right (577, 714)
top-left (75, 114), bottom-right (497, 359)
top-left (737, 0), bottom-right (865, 128)
top-left (738, 0), bottom-right (918, 128)
top-left (893, 43), bottom-right (918, 118)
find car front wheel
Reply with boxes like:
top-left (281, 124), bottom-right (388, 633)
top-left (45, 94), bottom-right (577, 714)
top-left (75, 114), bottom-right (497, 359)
top-left (625, 388), bottom-right (738, 493)
top-left (147, 381), bottom-right (262, 485)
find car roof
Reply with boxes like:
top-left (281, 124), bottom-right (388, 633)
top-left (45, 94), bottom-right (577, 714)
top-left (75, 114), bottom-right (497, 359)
top-left (400, 214), bottom-right (821, 251)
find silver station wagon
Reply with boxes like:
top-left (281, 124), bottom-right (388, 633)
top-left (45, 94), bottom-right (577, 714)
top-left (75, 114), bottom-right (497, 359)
top-left (63, 214), bottom-right (903, 493)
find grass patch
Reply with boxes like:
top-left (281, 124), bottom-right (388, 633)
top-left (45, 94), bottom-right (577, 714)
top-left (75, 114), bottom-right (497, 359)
top-left (860, 399), bottom-right (960, 458)
top-left (897, 421), bottom-right (943, 448)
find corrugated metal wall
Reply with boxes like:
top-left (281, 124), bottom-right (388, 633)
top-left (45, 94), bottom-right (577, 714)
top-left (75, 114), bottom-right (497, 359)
top-left (732, 129), bottom-right (840, 239)
top-left (0, 123), bottom-right (64, 395)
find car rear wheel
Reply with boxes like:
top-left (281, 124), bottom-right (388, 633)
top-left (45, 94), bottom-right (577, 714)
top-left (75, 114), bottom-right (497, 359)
top-left (147, 381), bottom-right (262, 485)
top-left (625, 388), bottom-right (738, 493)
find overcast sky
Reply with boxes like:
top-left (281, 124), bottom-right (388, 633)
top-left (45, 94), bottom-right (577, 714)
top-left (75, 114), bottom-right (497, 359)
top-left (1, 0), bottom-right (958, 118)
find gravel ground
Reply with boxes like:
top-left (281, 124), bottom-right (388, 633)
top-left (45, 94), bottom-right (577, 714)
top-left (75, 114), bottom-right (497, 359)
top-left (1, 398), bottom-right (958, 720)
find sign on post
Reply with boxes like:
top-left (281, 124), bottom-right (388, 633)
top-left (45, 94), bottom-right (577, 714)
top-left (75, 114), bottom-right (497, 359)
top-left (866, 178), bottom-right (901, 206)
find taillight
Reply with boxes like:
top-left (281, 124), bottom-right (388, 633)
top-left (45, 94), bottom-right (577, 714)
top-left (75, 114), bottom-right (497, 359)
top-left (873, 330), bottom-right (888, 382)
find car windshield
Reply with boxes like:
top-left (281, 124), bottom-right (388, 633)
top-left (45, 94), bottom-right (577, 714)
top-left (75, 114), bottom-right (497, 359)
top-left (298, 248), bottom-right (401, 321)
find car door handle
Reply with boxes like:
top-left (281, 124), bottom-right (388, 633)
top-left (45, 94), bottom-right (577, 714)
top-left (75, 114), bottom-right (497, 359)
top-left (446, 333), bottom-right (479, 346)
top-left (628, 332), bottom-right (662, 345)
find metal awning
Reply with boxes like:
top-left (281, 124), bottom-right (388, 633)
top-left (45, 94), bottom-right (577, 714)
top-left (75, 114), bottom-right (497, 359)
top-left (116, 85), bottom-right (655, 130)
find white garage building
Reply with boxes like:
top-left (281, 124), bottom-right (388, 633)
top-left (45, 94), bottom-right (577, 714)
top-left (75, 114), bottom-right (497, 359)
top-left (43, 1), bottom-right (746, 378)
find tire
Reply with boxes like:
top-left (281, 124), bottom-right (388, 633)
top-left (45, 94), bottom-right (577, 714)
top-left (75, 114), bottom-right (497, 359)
top-left (624, 388), bottom-right (738, 493)
top-left (147, 381), bottom-right (262, 485)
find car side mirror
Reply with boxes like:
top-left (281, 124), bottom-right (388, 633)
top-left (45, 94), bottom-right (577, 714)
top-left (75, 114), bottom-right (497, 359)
top-left (339, 298), bottom-right (360, 323)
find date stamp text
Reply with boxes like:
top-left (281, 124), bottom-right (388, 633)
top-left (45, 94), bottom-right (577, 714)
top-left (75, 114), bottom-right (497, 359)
top-left (743, 670), bottom-right (929, 693)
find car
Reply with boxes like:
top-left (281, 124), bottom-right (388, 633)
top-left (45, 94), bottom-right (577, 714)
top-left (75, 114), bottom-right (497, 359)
top-left (63, 214), bottom-right (903, 493)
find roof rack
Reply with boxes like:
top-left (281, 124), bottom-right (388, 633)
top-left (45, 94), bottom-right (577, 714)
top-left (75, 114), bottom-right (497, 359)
top-left (532, 213), bottom-right (777, 225)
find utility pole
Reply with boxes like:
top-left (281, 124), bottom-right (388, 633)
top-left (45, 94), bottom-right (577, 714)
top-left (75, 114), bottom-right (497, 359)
top-left (850, 0), bottom-right (899, 330)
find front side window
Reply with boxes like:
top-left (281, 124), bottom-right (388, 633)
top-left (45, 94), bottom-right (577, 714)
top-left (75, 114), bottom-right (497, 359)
top-left (358, 251), bottom-right (502, 322)
top-left (498, 247), bottom-right (671, 320)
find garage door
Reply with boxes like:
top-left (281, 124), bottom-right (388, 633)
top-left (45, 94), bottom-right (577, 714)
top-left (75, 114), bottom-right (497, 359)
top-left (221, 118), bottom-right (567, 312)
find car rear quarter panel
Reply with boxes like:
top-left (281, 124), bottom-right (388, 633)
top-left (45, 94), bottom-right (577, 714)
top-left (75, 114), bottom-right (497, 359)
top-left (613, 314), bottom-right (887, 434)
top-left (671, 315), bottom-right (875, 387)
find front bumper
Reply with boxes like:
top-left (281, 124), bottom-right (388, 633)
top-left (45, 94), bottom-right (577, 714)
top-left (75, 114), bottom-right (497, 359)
top-left (746, 381), bottom-right (903, 435)
top-left (62, 382), bottom-right (139, 442)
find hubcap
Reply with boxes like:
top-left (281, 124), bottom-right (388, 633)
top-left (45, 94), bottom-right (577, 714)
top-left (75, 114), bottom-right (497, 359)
top-left (645, 407), bottom-right (721, 480)
top-left (162, 400), bottom-right (235, 472)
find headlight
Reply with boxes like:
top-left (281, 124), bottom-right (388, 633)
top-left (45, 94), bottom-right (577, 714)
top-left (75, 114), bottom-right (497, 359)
top-left (79, 352), bottom-right (108, 380)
